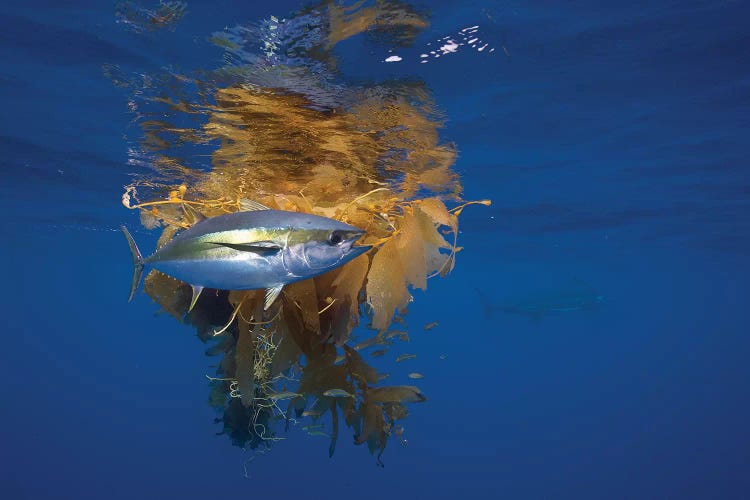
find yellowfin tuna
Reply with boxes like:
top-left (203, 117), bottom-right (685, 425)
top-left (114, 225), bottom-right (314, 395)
top-left (122, 201), bottom-right (370, 311)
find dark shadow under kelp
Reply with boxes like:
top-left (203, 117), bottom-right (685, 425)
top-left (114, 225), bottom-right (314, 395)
top-left (110, 0), bottom-right (489, 465)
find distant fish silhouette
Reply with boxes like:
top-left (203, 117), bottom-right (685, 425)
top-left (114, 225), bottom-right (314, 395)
top-left (476, 280), bottom-right (604, 321)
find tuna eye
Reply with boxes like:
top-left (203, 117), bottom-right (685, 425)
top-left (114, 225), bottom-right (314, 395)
top-left (328, 231), bottom-right (344, 246)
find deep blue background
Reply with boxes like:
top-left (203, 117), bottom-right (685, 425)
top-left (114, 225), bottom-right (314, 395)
top-left (1, 1), bottom-right (748, 498)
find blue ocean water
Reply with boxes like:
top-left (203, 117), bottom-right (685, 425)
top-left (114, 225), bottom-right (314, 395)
top-left (1, 1), bottom-right (748, 498)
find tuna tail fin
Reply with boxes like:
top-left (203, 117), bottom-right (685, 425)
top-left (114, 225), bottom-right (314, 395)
top-left (121, 225), bottom-right (144, 302)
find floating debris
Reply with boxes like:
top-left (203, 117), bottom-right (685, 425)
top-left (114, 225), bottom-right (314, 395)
top-left (424, 321), bottom-right (439, 331)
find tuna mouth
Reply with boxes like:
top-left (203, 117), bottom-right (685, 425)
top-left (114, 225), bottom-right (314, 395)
top-left (345, 230), bottom-right (370, 248)
top-left (347, 244), bottom-right (372, 259)
top-left (339, 230), bottom-right (371, 259)
top-left (348, 230), bottom-right (366, 244)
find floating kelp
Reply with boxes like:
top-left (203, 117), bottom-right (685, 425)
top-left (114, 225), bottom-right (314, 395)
top-left (114, 0), bottom-right (489, 466)
top-left (115, 0), bottom-right (187, 32)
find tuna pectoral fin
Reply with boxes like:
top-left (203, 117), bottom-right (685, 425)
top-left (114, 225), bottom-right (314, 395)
top-left (121, 226), bottom-right (144, 303)
top-left (188, 285), bottom-right (204, 313)
top-left (264, 284), bottom-right (284, 310)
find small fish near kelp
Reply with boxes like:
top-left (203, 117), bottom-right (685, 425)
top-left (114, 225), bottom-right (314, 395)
top-left (122, 200), bottom-right (371, 311)
top-left (366, 386), bottom-right (427, 404)
top-left (323, 389), bottom-right (355, 399)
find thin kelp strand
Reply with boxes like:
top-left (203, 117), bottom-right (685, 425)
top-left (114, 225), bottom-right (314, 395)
top-left (211, 294), bottom-right (247, 336)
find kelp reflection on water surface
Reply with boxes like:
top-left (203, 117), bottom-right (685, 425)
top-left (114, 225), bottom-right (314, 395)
top-left (111, 0), bottom-right (489, 466)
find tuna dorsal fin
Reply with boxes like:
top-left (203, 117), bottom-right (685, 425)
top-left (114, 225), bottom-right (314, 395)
top-left (239, 199), bottom-right (271, 211)
top-left (182, 203), bottom-right (207, 224)
top-left (188, 285), bottom-right (204, 313)
top-left (265, 284), bottom-right (284, 310)
top-left (210, 240), bottom-right (282, 255)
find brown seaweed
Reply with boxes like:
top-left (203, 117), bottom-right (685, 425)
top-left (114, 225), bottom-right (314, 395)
top-left (116, 0), bottom-right (489, 465)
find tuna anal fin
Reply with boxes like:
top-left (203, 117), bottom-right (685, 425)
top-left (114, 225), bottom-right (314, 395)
top-left (265, 284), bottom-right (284, 310)
top-left (239, 199), bottom-right (271, 211)
top-left (188, 285), bottom-right (204, 312)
